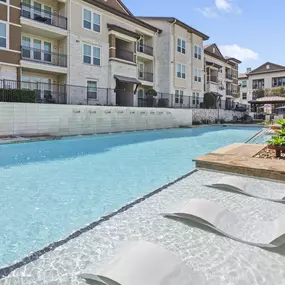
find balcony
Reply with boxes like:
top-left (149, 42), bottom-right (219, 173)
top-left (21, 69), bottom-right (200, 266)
top-left (225, 73), bottom-right (233, 80)
top-left (115, 49), bottom-right (135, 63)
top-left (20, 3), bottom-right (67, 39)
top-left (226, 89), bottom-right (233, 96)
top-left (207, 76), bottom-right (218, 83)
top-left (21, 46), bottom-right (67, 74)
top-left (138, 71), bottom-right (153, 83)
top-left (137, 44), bottom-right (153, 57)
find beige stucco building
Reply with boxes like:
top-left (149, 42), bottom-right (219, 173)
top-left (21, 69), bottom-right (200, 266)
top-left (204, 44), bottom-right (240, 110)
top-left (238, 62), bottom-right (285, 106)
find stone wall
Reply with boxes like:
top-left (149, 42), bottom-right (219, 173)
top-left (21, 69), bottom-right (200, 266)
top-left (192, 109), bottom-right (244, 123)
top-left (0, 103), bottom-right (192, 137)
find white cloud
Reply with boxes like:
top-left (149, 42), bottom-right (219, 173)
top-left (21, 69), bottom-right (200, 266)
top-left (195, 7), bottom-right (218, 18)
top-left (215, 0), bottom-right (232, 12)
top-left (219, 44), bottom-right (259, 61)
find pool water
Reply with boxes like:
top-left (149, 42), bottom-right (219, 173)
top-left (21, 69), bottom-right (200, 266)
top-left (0, 126), bottom-right (260, 267)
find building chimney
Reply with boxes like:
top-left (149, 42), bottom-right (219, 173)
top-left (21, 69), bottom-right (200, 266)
top-left (246, 67), bottom-right (252, 73)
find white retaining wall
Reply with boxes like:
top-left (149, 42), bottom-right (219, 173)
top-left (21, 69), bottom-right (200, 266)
top-left (192, 109), bottom-right (244, 123)
top-left (0, 103), bottom-right (192, 137)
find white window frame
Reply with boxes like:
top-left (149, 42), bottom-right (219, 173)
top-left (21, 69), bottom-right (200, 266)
top-left (176, 63), bottom-right (186, 79)
top-left (177, 38), bottom-right (186, 54)
top-left (175, 89), bottom-right (184, 104)
top-left (194, 68), bottom-right (202, 82)
top-left (194, 45), bottom-right (202, 60)
top-left (83, 43), bottom-right (101, 66)
top-left (138, 62), bottom-right (144, 79)
top-left (82, 7), bottom-right (101, 34)
top-left (241, 80), bottom-right (247, 88)
top-left (242, 92), bottom-right (247, 100)
top-left (86, 80), bottom-right (98, 100)
top-left (0, 21), bottom-right (8, 50)
top-left (0, 0), bottom-right (7, 5)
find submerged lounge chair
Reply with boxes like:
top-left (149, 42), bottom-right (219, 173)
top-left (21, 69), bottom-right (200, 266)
top-left (79, 241), bottom-right (206, 285)
top-left (164, 199), bottom-right (285, 248)
top-left (208, 176), bottom-right (285, 203)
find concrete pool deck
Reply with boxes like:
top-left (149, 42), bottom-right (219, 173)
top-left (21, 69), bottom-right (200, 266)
top-left (1, 170), bottom-right (285, 285)
top-left (195, 143), bottom-right (285, 181)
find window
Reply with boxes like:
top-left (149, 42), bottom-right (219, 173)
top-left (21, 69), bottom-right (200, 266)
top-left (241, 80), bottom-right (247, 88)
top-left (272, 77), bottom-right (285, 87)
top-left (192, 92), bottom-right (199, 106)
top-left (175, 90), bottom-right (184, 104)
top-left (138, 37), bottom-right (144, 52)
top-left (252, 79), bottom-right (264, 89)
top-left (176, 63), bottom-right (186, 79)
top-left (177, 38), bottom-right (186, 54)
top-left (87, 80), bottom-right (98, 99)
top-left (0, 0), bottom-right (7, 3)
top-left (0, 23), bottom-right (6, 48)
top-left (194, 69), bottom-right (202, 82)
top-left (138, 62), bottom-right (144, 78)
top-left (83, 8), bottom-right (101, 33)
top-left (83, 44), bottom-right (101, 65)
top-left (242, 93), bottom-right (247, 100)
top-left (22, 36), bottom-right (31, 58)
top-left (218, 67), bottom-right (223, 73)
top-left (138, 89), bottom-right (144, 98)
top-left (194, 45), bottom-right (202, 60)
top-left (196, 93), bottom-right (200, 105)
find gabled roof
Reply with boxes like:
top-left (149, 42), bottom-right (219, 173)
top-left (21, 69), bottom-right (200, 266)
top-left (97, 0), bottom-right (133, 16)
top-left (84, 0), bottom-right (161, 33)
top-left (249, 62), bottom-right (285, 75)
top-left (137, 17), bottom-right (209, 40)
top-left (204, 43), bottom-right (225, 61)
top-left (238, 73), bottom-right (248, 79)
top-left (225, 56), bottom-right (242, 64)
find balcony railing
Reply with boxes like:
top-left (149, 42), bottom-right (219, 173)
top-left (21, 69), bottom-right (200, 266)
top-left (21, 46), bottom-right (67, 67)
top-left (21, 3), bottom-right (67, 30)
top-left (116, 49), bottom-right (134, 62)
top-left (137, 44), bottom-right (153, 56)
top-left (138, 71), bottom-right (153, 82)
top-left (207, 76), bottom-right (218, 83)
top-left (225, 73), bottom-right (233, 80)
top-left (226, 90), bottom-right (234, 95)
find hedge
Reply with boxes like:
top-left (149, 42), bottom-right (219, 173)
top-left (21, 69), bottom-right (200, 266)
top-left (0, 89), bottom-right (36, 103)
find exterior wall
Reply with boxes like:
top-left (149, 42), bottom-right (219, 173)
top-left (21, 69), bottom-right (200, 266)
top-left (0, 103), bottom-right (192, 137)
top-left (238, 77), bottom-right (248, 105)
top-left (0, 0), bottom-right (21, 76)
top-left (68, 0), bottom-right (156, 93)
top-left (0, 64), bottom-right (17, 81)
top-left (248, 70), bottom-right (285, 101)
top-left (192, 108), bottom-right (244, 123)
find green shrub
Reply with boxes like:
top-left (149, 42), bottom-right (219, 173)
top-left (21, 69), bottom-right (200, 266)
top-left (0, 89), bottom-right (36, 103)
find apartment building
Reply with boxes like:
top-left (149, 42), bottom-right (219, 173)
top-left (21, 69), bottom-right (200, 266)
top-left (238, 62), bottom-right (285, 105)
top-left (0, 0), bottom-right (161, 106)
top-left (138, 17), bottom-right (209, 108)
top-left (204, 44), bottom-right (240, 110)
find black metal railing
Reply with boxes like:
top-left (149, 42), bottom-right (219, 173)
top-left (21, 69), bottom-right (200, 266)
top-left (207, 76), bottom-right (218, 83)
top-left (21, 46), bottom-right (67, 67)
top-left (225, 73), bottom-right (233, 80)
top-left (137, 44), bottom-right (153, 56)
top-left (21, 3), bottom-right (67, 30)
top-left (116, 49), bottom-right (134, 62)
top-left (138, 72), bottom-right (153, 82)
top-left (0, 79), bottom-right (248, 111)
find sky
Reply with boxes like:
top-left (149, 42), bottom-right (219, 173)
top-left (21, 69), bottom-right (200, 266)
top-left (123, 0), bottom-right (283, 73)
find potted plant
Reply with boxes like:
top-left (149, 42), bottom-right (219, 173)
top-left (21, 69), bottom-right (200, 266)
top-left (267, 119), bottom-right (285, 157)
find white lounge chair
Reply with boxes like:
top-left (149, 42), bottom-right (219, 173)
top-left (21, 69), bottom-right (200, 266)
top-left (164, 199), bottom-right (285, 248)
top-left (208, 176), bottom-right (285, 203)
top-left (79, 241), bottom-right (206, 285)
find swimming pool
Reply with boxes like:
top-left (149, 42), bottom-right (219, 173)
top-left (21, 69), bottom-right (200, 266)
top-left (0, 126), bottom-right (260, 268)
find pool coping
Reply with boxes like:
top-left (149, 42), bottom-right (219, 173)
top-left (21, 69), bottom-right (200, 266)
top-left (194, 143), bottom-right (285, 182)
top-left (0, 169), bottom-right (198, 279)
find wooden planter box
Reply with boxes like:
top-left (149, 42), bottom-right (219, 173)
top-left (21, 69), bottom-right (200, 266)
top-left (271, 125), bottom-right (281, 130)
top-left (268, 145), bottom-right (285, 157)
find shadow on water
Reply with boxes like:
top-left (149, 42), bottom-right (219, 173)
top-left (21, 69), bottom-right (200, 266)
top-left (0, 126), bottom-right (260, 168)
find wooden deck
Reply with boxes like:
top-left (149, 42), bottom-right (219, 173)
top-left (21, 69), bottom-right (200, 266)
top-left (194, 143), bottom-right (285, 181)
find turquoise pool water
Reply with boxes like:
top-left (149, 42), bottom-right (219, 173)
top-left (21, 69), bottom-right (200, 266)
top-left (0, 126), bottom-right (260, 267)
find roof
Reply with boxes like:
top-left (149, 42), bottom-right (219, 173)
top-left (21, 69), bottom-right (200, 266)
top-left (249, 62), bottom-right (285, 75)
top-left (96, 0), bottom-right (133, 15)
top-left (249, 96), bottom-right (285, 104)
top-left (204, 44), bottom-right (241, 64)
top-left (204, 43), bottom-right (225, 62)
top-left (84, 0), bottom-right (162, 33)
top-left (107, 24), bottom-right (141, 39)
top-left (137, 17), bottom-right (209, 40)
top-left (238, 73), bottom-right (248, 79)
